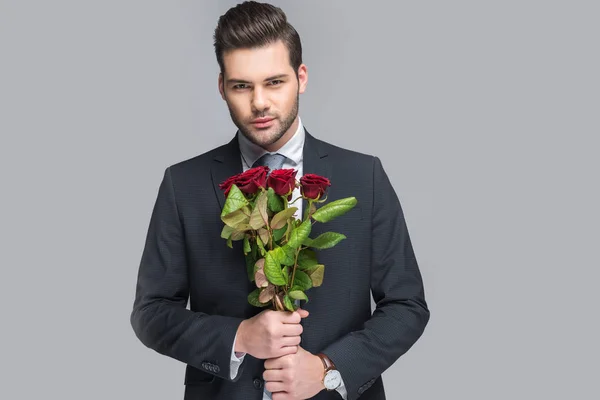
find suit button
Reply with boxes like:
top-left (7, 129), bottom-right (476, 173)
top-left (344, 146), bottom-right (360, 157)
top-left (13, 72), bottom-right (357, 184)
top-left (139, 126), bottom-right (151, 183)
top-left (214, 365), bottom-right (220, 373)
top-left (253, 378), bottom-right (264, 390)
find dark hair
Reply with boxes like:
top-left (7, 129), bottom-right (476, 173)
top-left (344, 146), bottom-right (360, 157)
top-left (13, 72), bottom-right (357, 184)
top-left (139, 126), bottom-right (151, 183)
top-left (213, 1), bottom-right (302, 76)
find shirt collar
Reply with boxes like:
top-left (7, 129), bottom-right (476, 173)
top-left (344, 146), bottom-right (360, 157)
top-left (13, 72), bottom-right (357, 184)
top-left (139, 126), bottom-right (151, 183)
top-left (238, 116), bottom-right (305, 168)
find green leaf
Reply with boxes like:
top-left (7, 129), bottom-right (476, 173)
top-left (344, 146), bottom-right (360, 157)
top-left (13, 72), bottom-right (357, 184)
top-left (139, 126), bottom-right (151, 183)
top-left (271, 207), bottom-right (298, 230)
top-left (272, 245), bottom-right (296, 266)
top-left (283, 219), bottom-right (294, 243)
top-left (264, 251), bottom-right (286, 286)
top-left (267, 187), bottom-right (284, 213)
top-left (283, 294), bottom-right (296, 311)
top-left (311, 197), bottom-right (357, 223)
top-left (235, 223), bottom-right (253, 231)
top-left (308, 264), bottom-right (325, 287)
top-left (221, 184), bottom-right (250, 217)
top-left (258, 228), bottom-right (270, 246)
top-left (258, 192), bottom-right (269, 225)
top-left (303, 201), bottom-right (318, 220)
top-left (287, 220), bottom-right (312, 249)
top-left (226, 237), bottom-right (232, 248)
top-left (221, 208), bottom-right (250, 229)
top-left (272, 224), bottom-right (287, 242)
top-left (231, 229), bottom-right (246, 241)
top-left (249, 191), bottom-right (268, 230)
top-left (282, 266), bottom-right (290, 285)
top-left (293, 269), bottom-right (313, 291)
top-left (248, 288), bottom-right (269, 307)
top-left (256, 235), bottom-right (266, 256)
top-left (220, 224), bottom-right (234, 239)
top-left (289, 290), bottom-right (308, 302)
top-left (297, 249), bottom-right (318, 271)
top-left (304, 232), bottom-right (346, 249)
top-left (243, 236), bottom-right (251, 254)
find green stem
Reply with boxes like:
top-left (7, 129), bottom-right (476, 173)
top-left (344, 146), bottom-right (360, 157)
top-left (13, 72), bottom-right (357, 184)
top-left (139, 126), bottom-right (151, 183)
top-left (267, 225), bottom-right (273, 250)
top-left (289, 248), bottom-right (301, 291)
top-left (288, 196), bottom-right (302, 205)
top-left (304, 199), bottom-right (314, 221)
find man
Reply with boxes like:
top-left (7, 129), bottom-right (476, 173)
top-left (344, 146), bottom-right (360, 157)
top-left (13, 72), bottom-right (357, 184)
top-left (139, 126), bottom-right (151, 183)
top-left (130, 2), bottom-right (430, 399)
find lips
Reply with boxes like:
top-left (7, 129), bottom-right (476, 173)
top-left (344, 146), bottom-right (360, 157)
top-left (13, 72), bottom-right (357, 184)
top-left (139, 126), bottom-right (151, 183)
top-left (252, 117), bottom-right (274, 124)
top-left (251, 117), bottom-right (275, 128)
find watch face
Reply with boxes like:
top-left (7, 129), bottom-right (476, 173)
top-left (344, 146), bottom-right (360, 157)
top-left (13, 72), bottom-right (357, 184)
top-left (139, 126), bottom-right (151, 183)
top-left (324, 370), bottom-right (342, 390)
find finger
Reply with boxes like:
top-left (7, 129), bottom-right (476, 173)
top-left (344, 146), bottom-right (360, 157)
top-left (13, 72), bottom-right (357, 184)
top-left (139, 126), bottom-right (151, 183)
top-left (281, 323), bottom-right (303, 337)
top-left (263, 368), bottom-right (285, 382)
top-left (296, 308), bottom-right (309, 318)
top-left (272, 391), bottom-right (294, 400)
top-left (264, 356), bottom-right (284, 370)
top-left (280, 311), bottom-right (301, 324)
top-left (276, 345), bottom-right (298, 358)
top-left (265, 381), bottom-right (288, 394)
top-left (280, 335), bottom-right (301, 347)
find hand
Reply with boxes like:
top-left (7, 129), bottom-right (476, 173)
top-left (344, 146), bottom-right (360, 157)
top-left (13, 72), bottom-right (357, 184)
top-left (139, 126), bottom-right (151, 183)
top-left (235, 308), bottom-right (309, 360)
top-left (263, 345), bottom-right (325, 400)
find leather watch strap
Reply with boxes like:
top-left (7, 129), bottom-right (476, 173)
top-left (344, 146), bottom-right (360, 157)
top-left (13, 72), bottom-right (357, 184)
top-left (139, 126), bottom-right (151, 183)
top-left (316, 353), bottom-right (336, 371)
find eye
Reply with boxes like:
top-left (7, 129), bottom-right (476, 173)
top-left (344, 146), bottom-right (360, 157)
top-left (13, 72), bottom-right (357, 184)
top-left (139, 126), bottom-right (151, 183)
top-left (269, 80), bottom-right (283, 86)
top-left (233, 84), bottom-right (249, 90)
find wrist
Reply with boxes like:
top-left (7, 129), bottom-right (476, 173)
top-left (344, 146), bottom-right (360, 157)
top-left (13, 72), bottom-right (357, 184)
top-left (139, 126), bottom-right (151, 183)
top-left (235, 320), bottom-right (247, 354)
top-left (313, 354), bottom-right (326, 390)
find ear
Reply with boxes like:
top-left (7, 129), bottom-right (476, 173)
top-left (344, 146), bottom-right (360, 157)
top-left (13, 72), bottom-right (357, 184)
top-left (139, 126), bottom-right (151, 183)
top-left (218, 73), bottom-right (226, 100)
top-left (297, 64), bottom-right (308, 94)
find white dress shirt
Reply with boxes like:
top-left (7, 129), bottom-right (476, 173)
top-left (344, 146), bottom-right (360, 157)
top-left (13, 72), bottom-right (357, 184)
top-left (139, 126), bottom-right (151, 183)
top-left (229, 117), bottom-right (348, 399)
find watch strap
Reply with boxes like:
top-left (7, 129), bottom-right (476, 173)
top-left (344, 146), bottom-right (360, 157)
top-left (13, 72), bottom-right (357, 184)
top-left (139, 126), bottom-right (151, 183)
top-left (316, 353), bottom-right (335, 371)
top-left (316, 353), bottom-right (329, 371)
top-left (316, 353), bottom-right (340, 391)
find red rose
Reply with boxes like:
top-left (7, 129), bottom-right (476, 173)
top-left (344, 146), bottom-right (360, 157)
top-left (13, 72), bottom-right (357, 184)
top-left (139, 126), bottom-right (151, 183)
top-left (219, 166), bottom-right (268, 196)
top-left (268, 169), bottom-right (297, 197)
top-left (300, 173), bottom-right (331, 200)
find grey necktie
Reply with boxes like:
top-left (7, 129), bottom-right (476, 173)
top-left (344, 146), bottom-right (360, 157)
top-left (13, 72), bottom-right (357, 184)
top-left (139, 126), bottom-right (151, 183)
top-left (252, 153), bottom-right (286, 173)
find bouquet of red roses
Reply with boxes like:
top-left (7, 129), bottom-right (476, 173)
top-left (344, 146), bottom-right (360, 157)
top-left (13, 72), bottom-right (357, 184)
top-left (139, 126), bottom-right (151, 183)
top-left (219, 166), bottom-right (357, 311)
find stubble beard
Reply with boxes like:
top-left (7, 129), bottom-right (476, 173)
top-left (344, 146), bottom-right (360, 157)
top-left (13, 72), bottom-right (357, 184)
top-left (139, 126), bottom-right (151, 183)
top-left (228, 91), bottom-right (299, 149)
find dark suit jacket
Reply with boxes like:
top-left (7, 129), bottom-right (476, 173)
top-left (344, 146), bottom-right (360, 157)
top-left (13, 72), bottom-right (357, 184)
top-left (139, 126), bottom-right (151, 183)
top-left (130, 130), bottom-right (430, 400)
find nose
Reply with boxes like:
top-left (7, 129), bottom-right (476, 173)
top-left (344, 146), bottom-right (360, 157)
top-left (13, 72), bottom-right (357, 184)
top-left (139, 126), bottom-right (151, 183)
top-left (251, 87), bottom-right (269, 112)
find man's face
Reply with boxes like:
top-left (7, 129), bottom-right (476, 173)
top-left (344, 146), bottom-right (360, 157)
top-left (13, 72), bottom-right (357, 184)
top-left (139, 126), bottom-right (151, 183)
top-left (218, 40), bottom-right (308, 152)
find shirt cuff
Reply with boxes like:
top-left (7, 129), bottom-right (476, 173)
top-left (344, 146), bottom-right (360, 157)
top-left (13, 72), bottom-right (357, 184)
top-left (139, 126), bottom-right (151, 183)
top-left (336, 376), bottom-right (348, 399)
top-left (230, 332), bottom-right (246, 379)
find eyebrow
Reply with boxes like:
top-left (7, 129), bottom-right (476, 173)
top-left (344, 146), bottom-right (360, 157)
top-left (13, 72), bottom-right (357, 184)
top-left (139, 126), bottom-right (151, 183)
top-left (226, 74), bottom-right (289, 85)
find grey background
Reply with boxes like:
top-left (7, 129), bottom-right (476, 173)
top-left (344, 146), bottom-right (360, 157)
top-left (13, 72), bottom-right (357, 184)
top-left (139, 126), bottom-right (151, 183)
top-left (1, 0), bottom-right (598, 399)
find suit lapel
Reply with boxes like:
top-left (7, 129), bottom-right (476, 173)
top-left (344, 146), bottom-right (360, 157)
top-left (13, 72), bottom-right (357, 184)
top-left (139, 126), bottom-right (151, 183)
top-left (301, 129), bottom-right (331, 217)
top-left (211, 134), bottom-right (243, 212)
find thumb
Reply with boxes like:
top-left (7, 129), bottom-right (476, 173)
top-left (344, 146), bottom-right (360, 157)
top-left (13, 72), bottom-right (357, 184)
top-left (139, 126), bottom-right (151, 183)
top-left (297, 308), bottom-right (309, 318)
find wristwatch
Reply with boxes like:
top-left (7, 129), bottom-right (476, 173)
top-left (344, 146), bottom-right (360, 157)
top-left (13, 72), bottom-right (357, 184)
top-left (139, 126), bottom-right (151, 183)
top-left (316, 353), bottom-right (342, 391)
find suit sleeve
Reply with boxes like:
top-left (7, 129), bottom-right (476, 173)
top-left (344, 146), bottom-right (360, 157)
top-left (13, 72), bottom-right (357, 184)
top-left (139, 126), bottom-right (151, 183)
top-left (130, 167), bottom-right (245, 381)
top-left (320, 156), bottom-right (430, 399)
